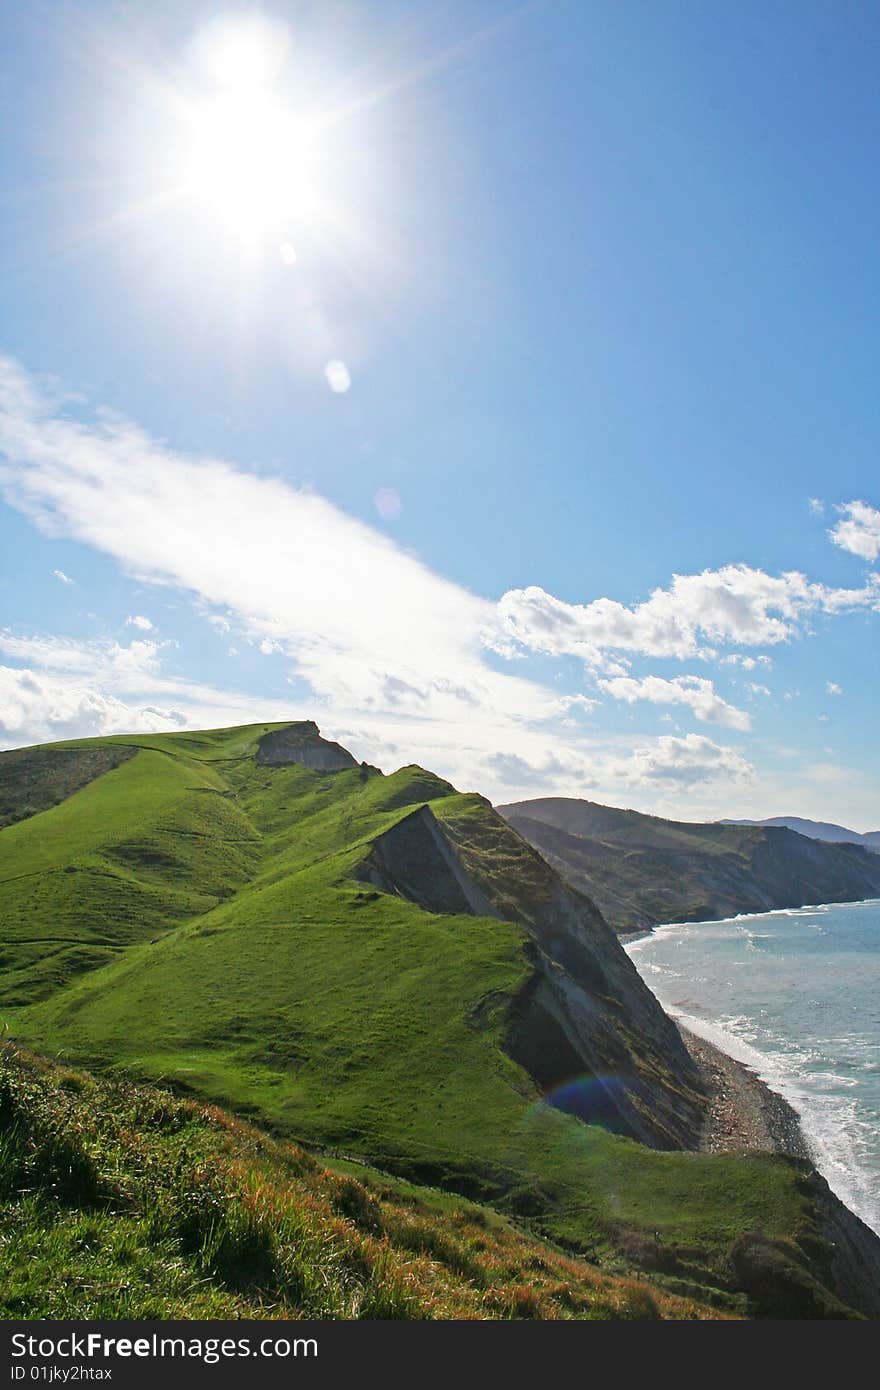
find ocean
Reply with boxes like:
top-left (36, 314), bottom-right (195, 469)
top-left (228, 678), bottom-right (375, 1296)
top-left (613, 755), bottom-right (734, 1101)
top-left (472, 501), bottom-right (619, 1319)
top-left (625, 898), bottom-right (880, 1236)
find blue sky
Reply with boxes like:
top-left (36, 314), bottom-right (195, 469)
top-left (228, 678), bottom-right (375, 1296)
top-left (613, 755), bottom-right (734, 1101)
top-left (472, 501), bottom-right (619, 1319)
top-left (2, 0), bottom-right (880, 826)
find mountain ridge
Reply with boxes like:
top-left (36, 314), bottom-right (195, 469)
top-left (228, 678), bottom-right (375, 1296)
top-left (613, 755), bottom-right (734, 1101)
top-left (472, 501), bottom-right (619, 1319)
top-left (497, 796), bottom-right (880, 934)
top-left (722, 814), bottom-right (880, 850)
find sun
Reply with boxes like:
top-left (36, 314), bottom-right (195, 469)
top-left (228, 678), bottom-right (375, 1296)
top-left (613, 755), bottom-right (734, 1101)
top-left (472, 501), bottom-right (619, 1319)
top-left (181, 91), bottom-right (319, 243)
top-left (177, 18), bottom-right (323, 245)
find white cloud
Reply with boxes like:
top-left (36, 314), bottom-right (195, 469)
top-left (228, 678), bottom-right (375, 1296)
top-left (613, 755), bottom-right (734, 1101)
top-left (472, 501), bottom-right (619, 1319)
top-left (126, 614), bottom-right (154, 631)
top-left (623, 734), bottom-right (754, 786)
top-left (487, 733), bottom-right (754, 796)
top-left (826, 681), bottom-right (843, 695)
top-left (720, 653), bottom-right (772, 671)
top-left (808, 497), bottom-right (825, 516)
top-left (0, 629), bottom-right (321, 748)
top-left (829, 501), bottom-right (880, 562)
top-left (52, 569), bottom-right (73, 585)
top-left (0, 631), bottom-right (160, 680)
top-left (0, 665), bottom-right (190, 744)
top-left (499, 566), bottom-right (880, 666)
top-left (597, 673), bottom-right (750, 730)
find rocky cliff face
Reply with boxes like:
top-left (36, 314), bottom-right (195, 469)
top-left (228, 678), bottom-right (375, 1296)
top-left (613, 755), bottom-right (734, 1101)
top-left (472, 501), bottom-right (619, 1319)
top-left (499, 797), bottom-right (880, 934)
top-left (255, 721), bottom-right (358, 771)
top-left (356, 793), bottom-right (705, 1149)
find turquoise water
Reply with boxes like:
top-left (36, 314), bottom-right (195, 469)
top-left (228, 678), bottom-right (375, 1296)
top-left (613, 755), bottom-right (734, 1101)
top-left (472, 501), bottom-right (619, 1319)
top-left (626, 899), bottom-right (880, 1235)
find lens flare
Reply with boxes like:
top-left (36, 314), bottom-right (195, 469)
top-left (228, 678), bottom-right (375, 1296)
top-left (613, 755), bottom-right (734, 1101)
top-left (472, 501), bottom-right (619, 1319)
top-left (535, 1073), bottom-right (631, 1129)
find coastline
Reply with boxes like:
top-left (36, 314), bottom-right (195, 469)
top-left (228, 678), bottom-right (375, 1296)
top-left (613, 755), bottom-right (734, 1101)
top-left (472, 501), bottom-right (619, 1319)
top-left (623, 896), bottom-right (880, 1164)
top-left (620, 922), bottom-right (811, 1156)
top-left (622, 917), bottom-right (815, 1160)
top-left (621, 923), bottom-right (815, 1158)
top-left (679, 1023), bottom-right (811, 1159)
top-left (618, 927), bottom-right (654, 946)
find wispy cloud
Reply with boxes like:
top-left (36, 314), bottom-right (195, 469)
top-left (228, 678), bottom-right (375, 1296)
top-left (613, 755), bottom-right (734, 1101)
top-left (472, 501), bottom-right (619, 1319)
top-left (52, 568), bottom-right (74, 585)
top-left (0, 355), bottom-right (589, 786)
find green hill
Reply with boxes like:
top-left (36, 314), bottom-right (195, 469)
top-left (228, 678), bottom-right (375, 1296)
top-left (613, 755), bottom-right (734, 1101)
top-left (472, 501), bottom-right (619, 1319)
top-left (2, 721), bottom-right (879, 1317)
top-left (498, 797), bottom-right (880, 934)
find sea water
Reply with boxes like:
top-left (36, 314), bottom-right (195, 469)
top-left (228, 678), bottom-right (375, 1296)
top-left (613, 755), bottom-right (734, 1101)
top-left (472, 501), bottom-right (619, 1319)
top-left (626, 899), bottom-right (880, 1235)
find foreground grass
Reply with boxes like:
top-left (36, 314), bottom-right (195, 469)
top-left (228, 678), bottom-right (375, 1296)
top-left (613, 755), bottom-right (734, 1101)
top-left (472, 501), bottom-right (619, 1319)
top-left (0, 1045), bottom-right (723, 1320)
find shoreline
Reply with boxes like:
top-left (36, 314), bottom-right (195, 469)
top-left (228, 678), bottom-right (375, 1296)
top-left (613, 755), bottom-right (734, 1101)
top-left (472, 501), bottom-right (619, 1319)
top-left (618, 927), bottom-right (654, 946)
top-left (621, 918), bottom-right (814, 1160)
top-left (678, 1023), bottom-right (811, 1159)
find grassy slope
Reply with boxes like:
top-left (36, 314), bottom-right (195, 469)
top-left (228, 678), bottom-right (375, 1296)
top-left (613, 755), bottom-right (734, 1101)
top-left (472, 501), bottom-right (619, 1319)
top-left (0, 744), bottom-right (136, 831)
top-left (0, 735), bottom-right (262, 1009)
top-left (0, 726), bottom-right (860, 1314)
top-left (1, 1044), bottom-right (725, 1320)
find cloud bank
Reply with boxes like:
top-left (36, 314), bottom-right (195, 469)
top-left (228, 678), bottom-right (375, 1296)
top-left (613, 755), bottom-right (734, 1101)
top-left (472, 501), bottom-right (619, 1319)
top-left (498, 566), bottom-right (880, 666)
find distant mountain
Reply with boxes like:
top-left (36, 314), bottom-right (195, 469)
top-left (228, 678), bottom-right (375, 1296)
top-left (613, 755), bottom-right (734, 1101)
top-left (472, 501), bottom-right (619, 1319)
top-left (497, 796), bottom-right (880, 935)
top-left (722, 815), bottom-right (880, 851)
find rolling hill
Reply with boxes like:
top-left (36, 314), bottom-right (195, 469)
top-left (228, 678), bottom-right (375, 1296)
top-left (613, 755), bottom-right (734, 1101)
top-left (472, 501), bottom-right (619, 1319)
top-left (2, 721), bottom-right (880, 1318)
top-left (498, 797), bottom-right (880, 935)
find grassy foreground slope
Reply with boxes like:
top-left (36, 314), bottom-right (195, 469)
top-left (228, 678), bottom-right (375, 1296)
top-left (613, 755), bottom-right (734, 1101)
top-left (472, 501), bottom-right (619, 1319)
top-left (0, 1044), bottom-right (720, 1320)
top-left (1, 723), bottom-right (876, 1316)
top-left (499, 797), bottom-right (880, 934)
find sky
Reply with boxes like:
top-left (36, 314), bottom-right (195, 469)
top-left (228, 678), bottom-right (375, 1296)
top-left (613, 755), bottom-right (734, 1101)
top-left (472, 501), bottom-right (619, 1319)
top-left (2, 0), bottom-right (880, 828)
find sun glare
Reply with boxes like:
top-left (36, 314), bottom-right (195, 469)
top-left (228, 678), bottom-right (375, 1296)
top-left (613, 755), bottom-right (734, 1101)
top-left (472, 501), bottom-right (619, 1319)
top-left (179, 18), bottom-right (321, 244)
top-left (181, 92), bottom-right (318, 242)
